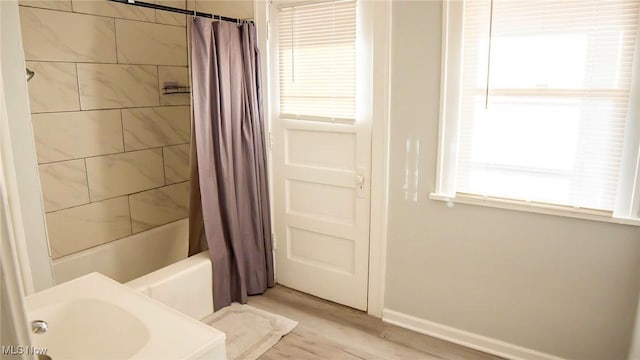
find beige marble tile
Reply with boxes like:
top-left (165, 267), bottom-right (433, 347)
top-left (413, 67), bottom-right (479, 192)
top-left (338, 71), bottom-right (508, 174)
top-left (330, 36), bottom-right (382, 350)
top-left (46, 197), bottom-right (131, 259)
top-left (86, 149), bottom-right (165, 201)
top-left (39, 159), bottom-right (90, 212)
top-left (77, 64), bottom-right (159, 110)
top-left (71, 0), bottom-right (155, 22)
top-left (195, 0), bottom-right (253, 19)
top-left (163, 144), bottom-right (190, 184)
top-left (19, 0), bottom-right (72, 11)
top-left (26, 61), bottom-right (80, 113)
top-left (159, 66), bottom-right (191, 106)
top-left (116, 19), bottom-right (187, 66)
top-left (20, 6), bottom-right (116, 63)
top-left (122, 106), bottom-right (190, 150)
top-left (31, 110), bottom-right (124, 164)
top-left (129, 181), bottom-right (189, 233)
top-left (156, 0), bottom-right (187, 26)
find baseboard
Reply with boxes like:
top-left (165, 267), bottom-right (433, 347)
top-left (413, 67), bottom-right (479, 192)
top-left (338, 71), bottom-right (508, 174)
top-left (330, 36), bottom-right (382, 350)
top-left (382, 308), bottom-right (566, 360)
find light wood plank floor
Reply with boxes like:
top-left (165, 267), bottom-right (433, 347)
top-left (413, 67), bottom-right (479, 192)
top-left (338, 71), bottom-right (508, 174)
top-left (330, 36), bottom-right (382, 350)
top-left (247, 285), bottom-right (504, 360)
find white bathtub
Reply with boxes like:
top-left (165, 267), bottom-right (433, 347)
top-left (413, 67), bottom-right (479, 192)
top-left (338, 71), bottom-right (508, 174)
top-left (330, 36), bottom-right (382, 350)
top-left (52, 219), bottom-right (189, 285)
top-left (127, 250), bottom-right (215, 320)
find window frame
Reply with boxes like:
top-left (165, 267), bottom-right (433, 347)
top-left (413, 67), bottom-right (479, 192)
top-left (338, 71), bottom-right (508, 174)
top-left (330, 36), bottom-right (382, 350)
top-left (430, 0), bottom-right (640, 226)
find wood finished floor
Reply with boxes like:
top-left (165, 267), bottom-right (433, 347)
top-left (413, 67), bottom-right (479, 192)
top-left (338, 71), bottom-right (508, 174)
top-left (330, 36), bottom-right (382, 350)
top-left (246, 285), bottom-right (504, 360)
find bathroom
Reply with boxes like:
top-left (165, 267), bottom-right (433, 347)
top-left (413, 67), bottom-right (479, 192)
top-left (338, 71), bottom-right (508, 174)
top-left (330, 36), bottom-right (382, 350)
top-left (2, 0), bottom-right (640, 359)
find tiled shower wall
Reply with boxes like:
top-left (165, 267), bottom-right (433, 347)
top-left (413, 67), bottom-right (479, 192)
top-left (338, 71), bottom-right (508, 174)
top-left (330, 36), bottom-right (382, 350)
top-left (19, 0), bottom-right (192, 260)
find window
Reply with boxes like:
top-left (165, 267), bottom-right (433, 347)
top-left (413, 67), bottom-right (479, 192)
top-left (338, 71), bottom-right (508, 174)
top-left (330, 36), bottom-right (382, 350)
top-left (434, 0), bottom-right (640, 222)
top-left (278, 0), bottom-right (356, 122)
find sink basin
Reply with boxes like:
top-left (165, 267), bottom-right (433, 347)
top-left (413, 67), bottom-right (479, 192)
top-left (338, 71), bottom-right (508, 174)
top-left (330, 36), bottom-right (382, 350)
top-left (25, 273), bottom-right (226, 360)
top-left (29, 298), bottom-right (149, 359)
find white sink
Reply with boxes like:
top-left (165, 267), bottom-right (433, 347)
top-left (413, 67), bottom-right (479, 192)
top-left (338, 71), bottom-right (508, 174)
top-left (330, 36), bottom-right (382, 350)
top-left (25, 273), bottom-right (226, 360)
top-left (30, 298), bottom-right (150, 359)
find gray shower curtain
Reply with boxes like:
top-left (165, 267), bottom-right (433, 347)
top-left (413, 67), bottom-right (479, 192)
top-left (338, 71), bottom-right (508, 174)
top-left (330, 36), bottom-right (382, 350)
top-left (188, 17), bottom-right (274, 311)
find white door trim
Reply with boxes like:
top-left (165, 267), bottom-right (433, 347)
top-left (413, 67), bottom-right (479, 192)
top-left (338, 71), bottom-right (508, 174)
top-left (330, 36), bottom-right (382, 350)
top-left (254, 0), bottom-right (391, 317)
top-left (365, 0), bottom-right (391, 318)
top-left (254, 0), bottom-right (276, 277)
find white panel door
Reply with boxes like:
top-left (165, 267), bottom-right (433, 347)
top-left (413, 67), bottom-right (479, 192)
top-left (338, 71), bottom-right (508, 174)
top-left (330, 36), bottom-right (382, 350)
top-left (268, 0), bottom-right (373, 311)
top-left (273, 118), bottom-right (371, 310)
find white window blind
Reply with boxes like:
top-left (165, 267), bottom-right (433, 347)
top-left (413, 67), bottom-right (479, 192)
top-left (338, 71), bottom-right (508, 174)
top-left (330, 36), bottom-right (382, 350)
top-left (278, 0), bottom-right (356, 122)
top-left (454, 0), bottom-right (639, 211)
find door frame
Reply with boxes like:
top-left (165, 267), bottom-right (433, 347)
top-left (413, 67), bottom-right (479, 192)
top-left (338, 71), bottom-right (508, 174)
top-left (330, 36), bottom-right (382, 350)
top-left (254, 0), bottom-right (391, 317)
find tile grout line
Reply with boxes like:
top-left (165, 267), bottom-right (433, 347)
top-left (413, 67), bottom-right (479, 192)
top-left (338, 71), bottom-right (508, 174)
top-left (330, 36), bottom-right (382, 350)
top-left (127, 194), bottom-right (134, 234)
top-left (119, 109), bottom-right (126, 152)
top-left (25, 60), bottom-right (188, 67)
top-left (31, 103), bottom-right (190, 116)
top-left (162, 146), bottom-right (168, 186)
top-left (157, 65), bottom-right (162, 106)
top-left (154, 1), bottom-right (159, 24)
top-left (83, 158), bottom-right (92, 204)
top-left (36, 142), bottom-right (191, 166)
top-left (113, 16), bottom-right (119, 63)
top-left (74, 62), bottom-right (82, 110)
top-left (44, 179), bottom-right (190, 216)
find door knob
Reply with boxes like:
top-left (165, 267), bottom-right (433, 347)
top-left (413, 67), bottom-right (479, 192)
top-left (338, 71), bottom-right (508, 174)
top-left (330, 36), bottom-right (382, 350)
top-left (355, 174), bottom-right (366, 198)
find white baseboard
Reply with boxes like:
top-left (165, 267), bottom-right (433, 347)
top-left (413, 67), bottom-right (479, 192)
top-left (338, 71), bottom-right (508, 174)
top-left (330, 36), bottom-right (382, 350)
top-left (382, 308), bottom-right (566, 360)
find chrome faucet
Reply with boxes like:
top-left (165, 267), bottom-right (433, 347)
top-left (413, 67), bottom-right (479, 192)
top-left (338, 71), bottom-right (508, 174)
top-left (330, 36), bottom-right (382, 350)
top-left (31, 320), bottom-right (48, 334)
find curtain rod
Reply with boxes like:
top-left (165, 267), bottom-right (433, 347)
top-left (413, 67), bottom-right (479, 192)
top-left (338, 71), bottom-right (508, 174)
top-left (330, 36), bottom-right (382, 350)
top-left (108, 0), bottom-right (252, 23)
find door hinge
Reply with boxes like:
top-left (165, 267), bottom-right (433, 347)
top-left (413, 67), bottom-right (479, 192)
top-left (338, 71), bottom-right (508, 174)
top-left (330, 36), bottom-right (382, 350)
top-left (269, 131), bottom-right (273, 150)
top-left (271, 232), bottom-right (276, 250)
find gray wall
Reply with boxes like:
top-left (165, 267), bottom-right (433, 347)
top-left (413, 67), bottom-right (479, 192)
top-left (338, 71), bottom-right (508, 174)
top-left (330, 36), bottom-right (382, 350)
top-left (384, 1), bottom-right (640, 359)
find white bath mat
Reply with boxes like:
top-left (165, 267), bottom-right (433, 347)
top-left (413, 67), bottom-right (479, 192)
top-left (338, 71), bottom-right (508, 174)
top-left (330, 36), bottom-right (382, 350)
top-left (202, 303), bottom-right (298, 360)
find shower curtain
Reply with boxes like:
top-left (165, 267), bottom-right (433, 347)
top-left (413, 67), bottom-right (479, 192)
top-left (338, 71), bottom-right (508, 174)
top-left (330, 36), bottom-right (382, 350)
top-left (188, 17), bottom-right (274, 311)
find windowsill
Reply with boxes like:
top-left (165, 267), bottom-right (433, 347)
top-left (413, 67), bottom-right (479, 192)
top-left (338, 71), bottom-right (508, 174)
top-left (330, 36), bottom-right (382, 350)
top-left (428, 192), bottom-right (640, 227)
